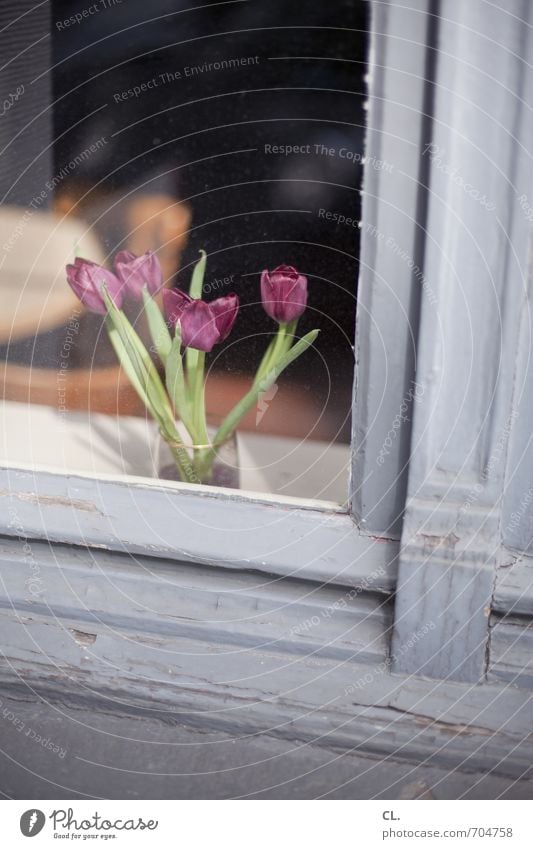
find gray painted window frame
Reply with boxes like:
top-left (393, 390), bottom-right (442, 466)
top-left (391, 0), bottom-right (533, 683)
top-left (0, 0), bottom-right (434, 596)
top-left (1, 0), bottom-right (533, 716)
top-left (3, 2), bottom-right (533, 799)
top-left (3, 537), bottom-right (533, 789)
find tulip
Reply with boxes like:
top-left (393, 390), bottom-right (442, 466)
top-left (163, 289), bottom-right (239, 352)
top-left (114, 250), bottom-right (163, 298)
top-left (66, 257), bottom-right (123, 314)
top-left (260, 264), bottom-right (308, 323)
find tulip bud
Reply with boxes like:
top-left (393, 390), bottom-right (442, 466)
top-left (114, 250), bottom-right (164, 298)
top-left (163, 289), bottom-right (239, 352)
top-left (260, 264), bottom-right (308, 323)
top-left (66, 257), bottom-right (123, 314)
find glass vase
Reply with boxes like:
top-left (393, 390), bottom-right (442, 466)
top-left (155, 418), bottom-right (240, 489)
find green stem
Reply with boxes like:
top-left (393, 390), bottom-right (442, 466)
top-left (163, 433), bottom-right (197, 484)
top-left (189, 350), bottom-right (211, 478)
top-left (213, 329), bottom-right (320, 451)
top-left (281, 319), bottom-right (298, 354)
top-left (190, 351), bottom-right (208, 441)
top-left (193, 445), bottom-right (216, 483)
top-left (253, 321), bottom-right (298, 388)
top-left (253, 338), bottom-right (276, 386)
top-left (253, 324), bottom-right (286, 387)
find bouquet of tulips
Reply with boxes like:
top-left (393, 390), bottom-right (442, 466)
top-left (66, 250), bottom-right (319, 485)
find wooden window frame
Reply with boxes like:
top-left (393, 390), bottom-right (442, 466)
top-left (392, 0), bottom-right (533, 683)
top-left (0, 0), bottom-right (435, 597)
top-left (2, 6), bottom-right (533, 786)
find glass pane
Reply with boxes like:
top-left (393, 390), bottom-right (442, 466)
top-left (0, 0), bottom-right (367, 504)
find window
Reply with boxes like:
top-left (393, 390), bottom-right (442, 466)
top-left (1, 0), bottom-right (371, 506)
top-left (6, 0), bottom-right (531, 689)
top-left (1, 0), bottom-right (413, 593)
top-left (3, 1), bottom-right (533, 805)
top-left (391, 0), bottom-right (533, 684)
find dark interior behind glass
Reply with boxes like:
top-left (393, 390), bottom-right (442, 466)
top-left (1, 0), bottom-right (367, 445)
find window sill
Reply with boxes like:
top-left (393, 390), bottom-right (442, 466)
top-left (0, 400), bottom-right (396, 591)
top-left (0, 399), bottom-right (349, 505)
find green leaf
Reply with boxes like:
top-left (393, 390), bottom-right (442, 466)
top-left (189, 249), bottom-right (207, 299)
top-left (103, 288), bottom-right (173, 428)
top-left (105, 317), bottom-right (150, 409)
top-left (142, 287), bottom-right (172, 364)
top-left (214, 329), bottom-right (320, 445)
top-left (105, 299), bottom-right (196, 482)
top-left (185, 250), bottom-right (207, 407)
top-left (103, 288), bottom-right (197, 484)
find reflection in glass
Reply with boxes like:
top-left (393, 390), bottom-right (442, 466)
top-left (0, 0), bottom-right (368, 503)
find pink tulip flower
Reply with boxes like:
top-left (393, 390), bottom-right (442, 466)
top-left (163, 289), bottom-right (239, 352)
top-left (260, 264), bottom-right (308, 323)
top-left (66, 257), bottom-right (123, 314)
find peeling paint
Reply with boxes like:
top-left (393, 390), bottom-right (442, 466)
top-left (69, 629), bottom-right (97, 647)
top-left (0, 490), bottom-right (103, 515)
top-left (417, 532), bottom-right (460, 549)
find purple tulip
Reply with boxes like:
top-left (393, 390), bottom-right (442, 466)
top-left (114, 249), bottom-right (163, 298)
top-left (66, 257), bottom-right (123, 314)
top-left (260, 264), bottom-right (308, 323)
top-left (163, 289), bottom-right (239, 352)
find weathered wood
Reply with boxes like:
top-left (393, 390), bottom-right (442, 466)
top-left (1, 694), bottom-right (530, 799)
top-left (3, 667), bottom-right (532, 781)
top-left (494, 553), bottom-right (533, 616)
top-left (351, 0), bottom-right (433, 537)
top-left (501, 245), bottom-right (533, 555)
top-left (0, 538), bottom-right (392, 666)
top-left (488, 613), bottom-right (533, 689)
top-left (393, 552), bottom-right (495, 683)
top-left (0, 539), bottom-right (531, 781)
top-left (0, 466), bottom-right (397, 590)
top-left (392, 0), bottom-right (533, 681)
